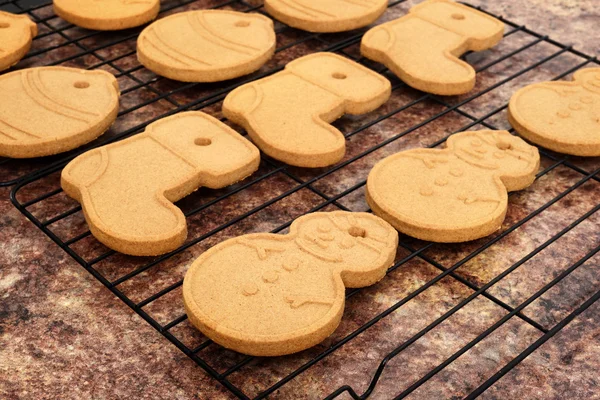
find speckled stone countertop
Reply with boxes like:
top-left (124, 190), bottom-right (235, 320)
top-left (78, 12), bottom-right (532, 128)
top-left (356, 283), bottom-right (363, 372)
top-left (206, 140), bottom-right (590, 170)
top-left (1, 0), bottom-right (599, 399)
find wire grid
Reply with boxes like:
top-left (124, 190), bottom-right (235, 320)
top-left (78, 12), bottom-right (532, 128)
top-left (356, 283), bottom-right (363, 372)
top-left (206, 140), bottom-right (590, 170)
top-left (5, 0), bottom-right (600, 398)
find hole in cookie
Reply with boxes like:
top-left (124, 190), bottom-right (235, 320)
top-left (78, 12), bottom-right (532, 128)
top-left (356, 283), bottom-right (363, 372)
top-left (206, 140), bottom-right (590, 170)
top-left (235, 20), bottom-right (250, 27)
top-left (0, 22), bottom-right (10, 28)
top-left (348, 226), bottom-right (366, 238)
top-left (451, 13), bottom-right (465, 20)
top-left (195, 138), bottom-right (212, 146)
top-left (332, 72), bottom-right (347, 80)
top-left (74, 81), bottom-right (90, 89)
top-left (496, 141), bottom-right (512, 150)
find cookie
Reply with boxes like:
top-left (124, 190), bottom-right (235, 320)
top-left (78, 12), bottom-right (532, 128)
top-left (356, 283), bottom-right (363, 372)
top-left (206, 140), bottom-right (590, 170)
top-left (509, 68), bottom-right (600, 157)
top-left (367, 130), bottom-right (540, 242)
top-left (61, 112), bottom-right (260, 256)
top-left (223, 52), bottom-right (391, 167)
top-left (53, 0), bottom-right (160, 31)
top-left (183, 211), bottom-right (398, 356)
top-left (0, 11), bottom-right (37, 72)
top-left (361, 0), bottom-right (504, 95)
top-left (137, 10), bottom-right (276, 82)
top-left (0, 67), bottom-right (119, 158)
top-left (264, 0), bottom-right (387, 33)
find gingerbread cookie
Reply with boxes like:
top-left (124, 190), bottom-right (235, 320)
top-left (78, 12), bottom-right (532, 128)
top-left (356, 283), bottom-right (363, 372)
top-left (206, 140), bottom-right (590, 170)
top-left (223, 52), bottom-right (391, 167)
top-left (0, 11), bottom-right (37, 72)
top-left (509, 68), bottom-right (600, 157)
top-left (361, 0), bottom-right (504, 95)
top-left (62, 112), bottom-right (260, 256)
top-left (137, 10), bottom-right (276, 82)
top-left (0, 67), bottom-right (119, 158)
top-left (183, 211), bottom-right (398, 356)
top-left (264, 0), bottom-right (387, 33)
top-left (53, 0), bottom-right (160, 31)
top-left (367, 130), bottom-right (539, 242)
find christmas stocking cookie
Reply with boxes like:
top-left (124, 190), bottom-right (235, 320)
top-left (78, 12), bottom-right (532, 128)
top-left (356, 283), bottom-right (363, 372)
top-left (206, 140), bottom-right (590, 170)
top-left (183, 211), bottom-right (398, 356)
top-left (223, 52), bottom-right (391, 167)
top-left (61, 112), bottom-right (260, 256)
top-left (361, 0), bottom-right (504, 95)
top-left (367, 130), bottom-right (540, 242)
top-left (509, 68), bottom-right (600, 156)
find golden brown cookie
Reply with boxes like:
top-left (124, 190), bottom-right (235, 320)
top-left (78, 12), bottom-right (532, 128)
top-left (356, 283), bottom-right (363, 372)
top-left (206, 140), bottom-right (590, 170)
top-left (367, 130), bottom-right (540, 242)
top-left (264, 0), bottom-right (387, 33)
top-left (137, 10), bottom-right (276, 82)
top-left (183, 211), bottom-right (398, 356)
top-left (361, 0), bottom-right (504, 95)
top-left (0, 11), bottom-right (37, 72)
top-left (61, 112), bottom-right (260, 256)
top-left (0, 67), bottom-right (119, 158)
top-left (509, 68), bottom-right (600, 157)
top-left (53, 0), bottom-right (160, 31)
top-left (223, 52), bottom-right (391, 167)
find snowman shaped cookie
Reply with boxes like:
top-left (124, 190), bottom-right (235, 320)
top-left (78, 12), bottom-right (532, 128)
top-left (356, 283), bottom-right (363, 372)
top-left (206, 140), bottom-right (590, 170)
top-left (183, 211), bottom-right (398, 356)
top-left (509, 68), bottom-right (600, 156)
top-left (367, 130), bottom-right (540, 242)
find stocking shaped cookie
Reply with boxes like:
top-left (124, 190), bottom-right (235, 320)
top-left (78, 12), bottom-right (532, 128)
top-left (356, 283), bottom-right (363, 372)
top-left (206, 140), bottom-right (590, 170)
top-left (264, 0), bottom-right (387, 33)
top-left (138, 10), bottom-right (276, 82)
top-left (223, 52), bottom-right (391, 167)
top-left (183, 211), bottom-right (398, 356)
top-left (0, 67), bottom-right (119, 158)
top-left (61, 112), bottom-right (260, 256)
top-left (0, 11), bottom-right (37, 72)
top-left (53, 0), bottom-right (160, 31)
top-left (509, 68), bottom-right (600, 156)
top-left (367, 130), bottom-right (540, 242)
top-left (361, 0), bottom-right (504, 95)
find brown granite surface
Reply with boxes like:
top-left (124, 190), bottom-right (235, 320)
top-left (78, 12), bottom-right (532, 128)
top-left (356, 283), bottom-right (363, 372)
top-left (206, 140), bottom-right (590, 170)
top-left (1, 0), bottom-right (599, 399)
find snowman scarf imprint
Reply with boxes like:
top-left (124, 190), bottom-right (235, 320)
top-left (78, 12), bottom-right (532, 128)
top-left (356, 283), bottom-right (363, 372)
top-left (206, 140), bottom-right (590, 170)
top-left (183, 211), bottom-right (398, 356)
top-left (366, 130), bottom-right (540, 243)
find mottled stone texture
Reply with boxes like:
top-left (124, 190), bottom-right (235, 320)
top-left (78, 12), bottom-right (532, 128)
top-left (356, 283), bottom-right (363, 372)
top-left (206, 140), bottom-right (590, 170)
top-left (1, 0), bottom-right (599, 399)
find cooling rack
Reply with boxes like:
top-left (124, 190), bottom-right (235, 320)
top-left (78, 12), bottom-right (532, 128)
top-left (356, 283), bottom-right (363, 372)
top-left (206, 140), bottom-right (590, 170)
top-left (5, 0), bottom-right (600, 398)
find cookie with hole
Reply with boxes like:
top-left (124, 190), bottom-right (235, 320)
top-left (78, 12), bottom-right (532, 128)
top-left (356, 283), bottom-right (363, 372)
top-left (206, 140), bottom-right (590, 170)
top-left (61, 111), bottom-right (260, 256)
top-left (53, 0), bottom-right (160, 31)
top-left (361, 0), bottom-right (504, 95)
top-left (223, 52), bottom-right (391, 168)
top-left (509, 68), bottom-right (600, 157)
top-left (183, 211), bottom-right (398, 356)
top-left (0, 11), bottom-right (37, 72)
top-left (0, 66), bottom-right (119, 158)
top-left (264, 0), bottom-right (388, 33)
top-left (137, 10), bottom-right (276, 82)
top-left (366, 130), bottom-right (540, 242)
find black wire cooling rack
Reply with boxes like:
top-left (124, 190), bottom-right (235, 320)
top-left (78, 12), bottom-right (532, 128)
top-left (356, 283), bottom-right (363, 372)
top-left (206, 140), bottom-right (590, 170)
top-left (4, 0), bottom-right (600, 398)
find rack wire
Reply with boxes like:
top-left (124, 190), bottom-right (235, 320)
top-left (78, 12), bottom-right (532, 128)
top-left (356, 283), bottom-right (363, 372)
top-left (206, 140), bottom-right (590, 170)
top-left (5, 0), bottom-right (600, 398)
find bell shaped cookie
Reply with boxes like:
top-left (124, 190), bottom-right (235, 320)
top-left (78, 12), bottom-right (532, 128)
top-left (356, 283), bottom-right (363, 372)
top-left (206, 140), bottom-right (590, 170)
top-left (0, 67), bottom-right (119, 158)
top-left (53, 0), bottom-right (160, 31)
top-left (0, 11), bottom-right (37, 72)
top-left (264, 0), bottom-right (387, 33)
top-left (223, 52), bottom-right (391, 167)
top-left (61, 112), bottom-right (260, 256)
top-left (509, 68), bottom-right (600, 156)
top-left (361, 0), bottom-right (504, 95)
top-left (137, 10), bottom-right (276, 82)
top-left (183, 211), bottom-right (398, 356)
top-left (367, 130), bottom-right (540, 242)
